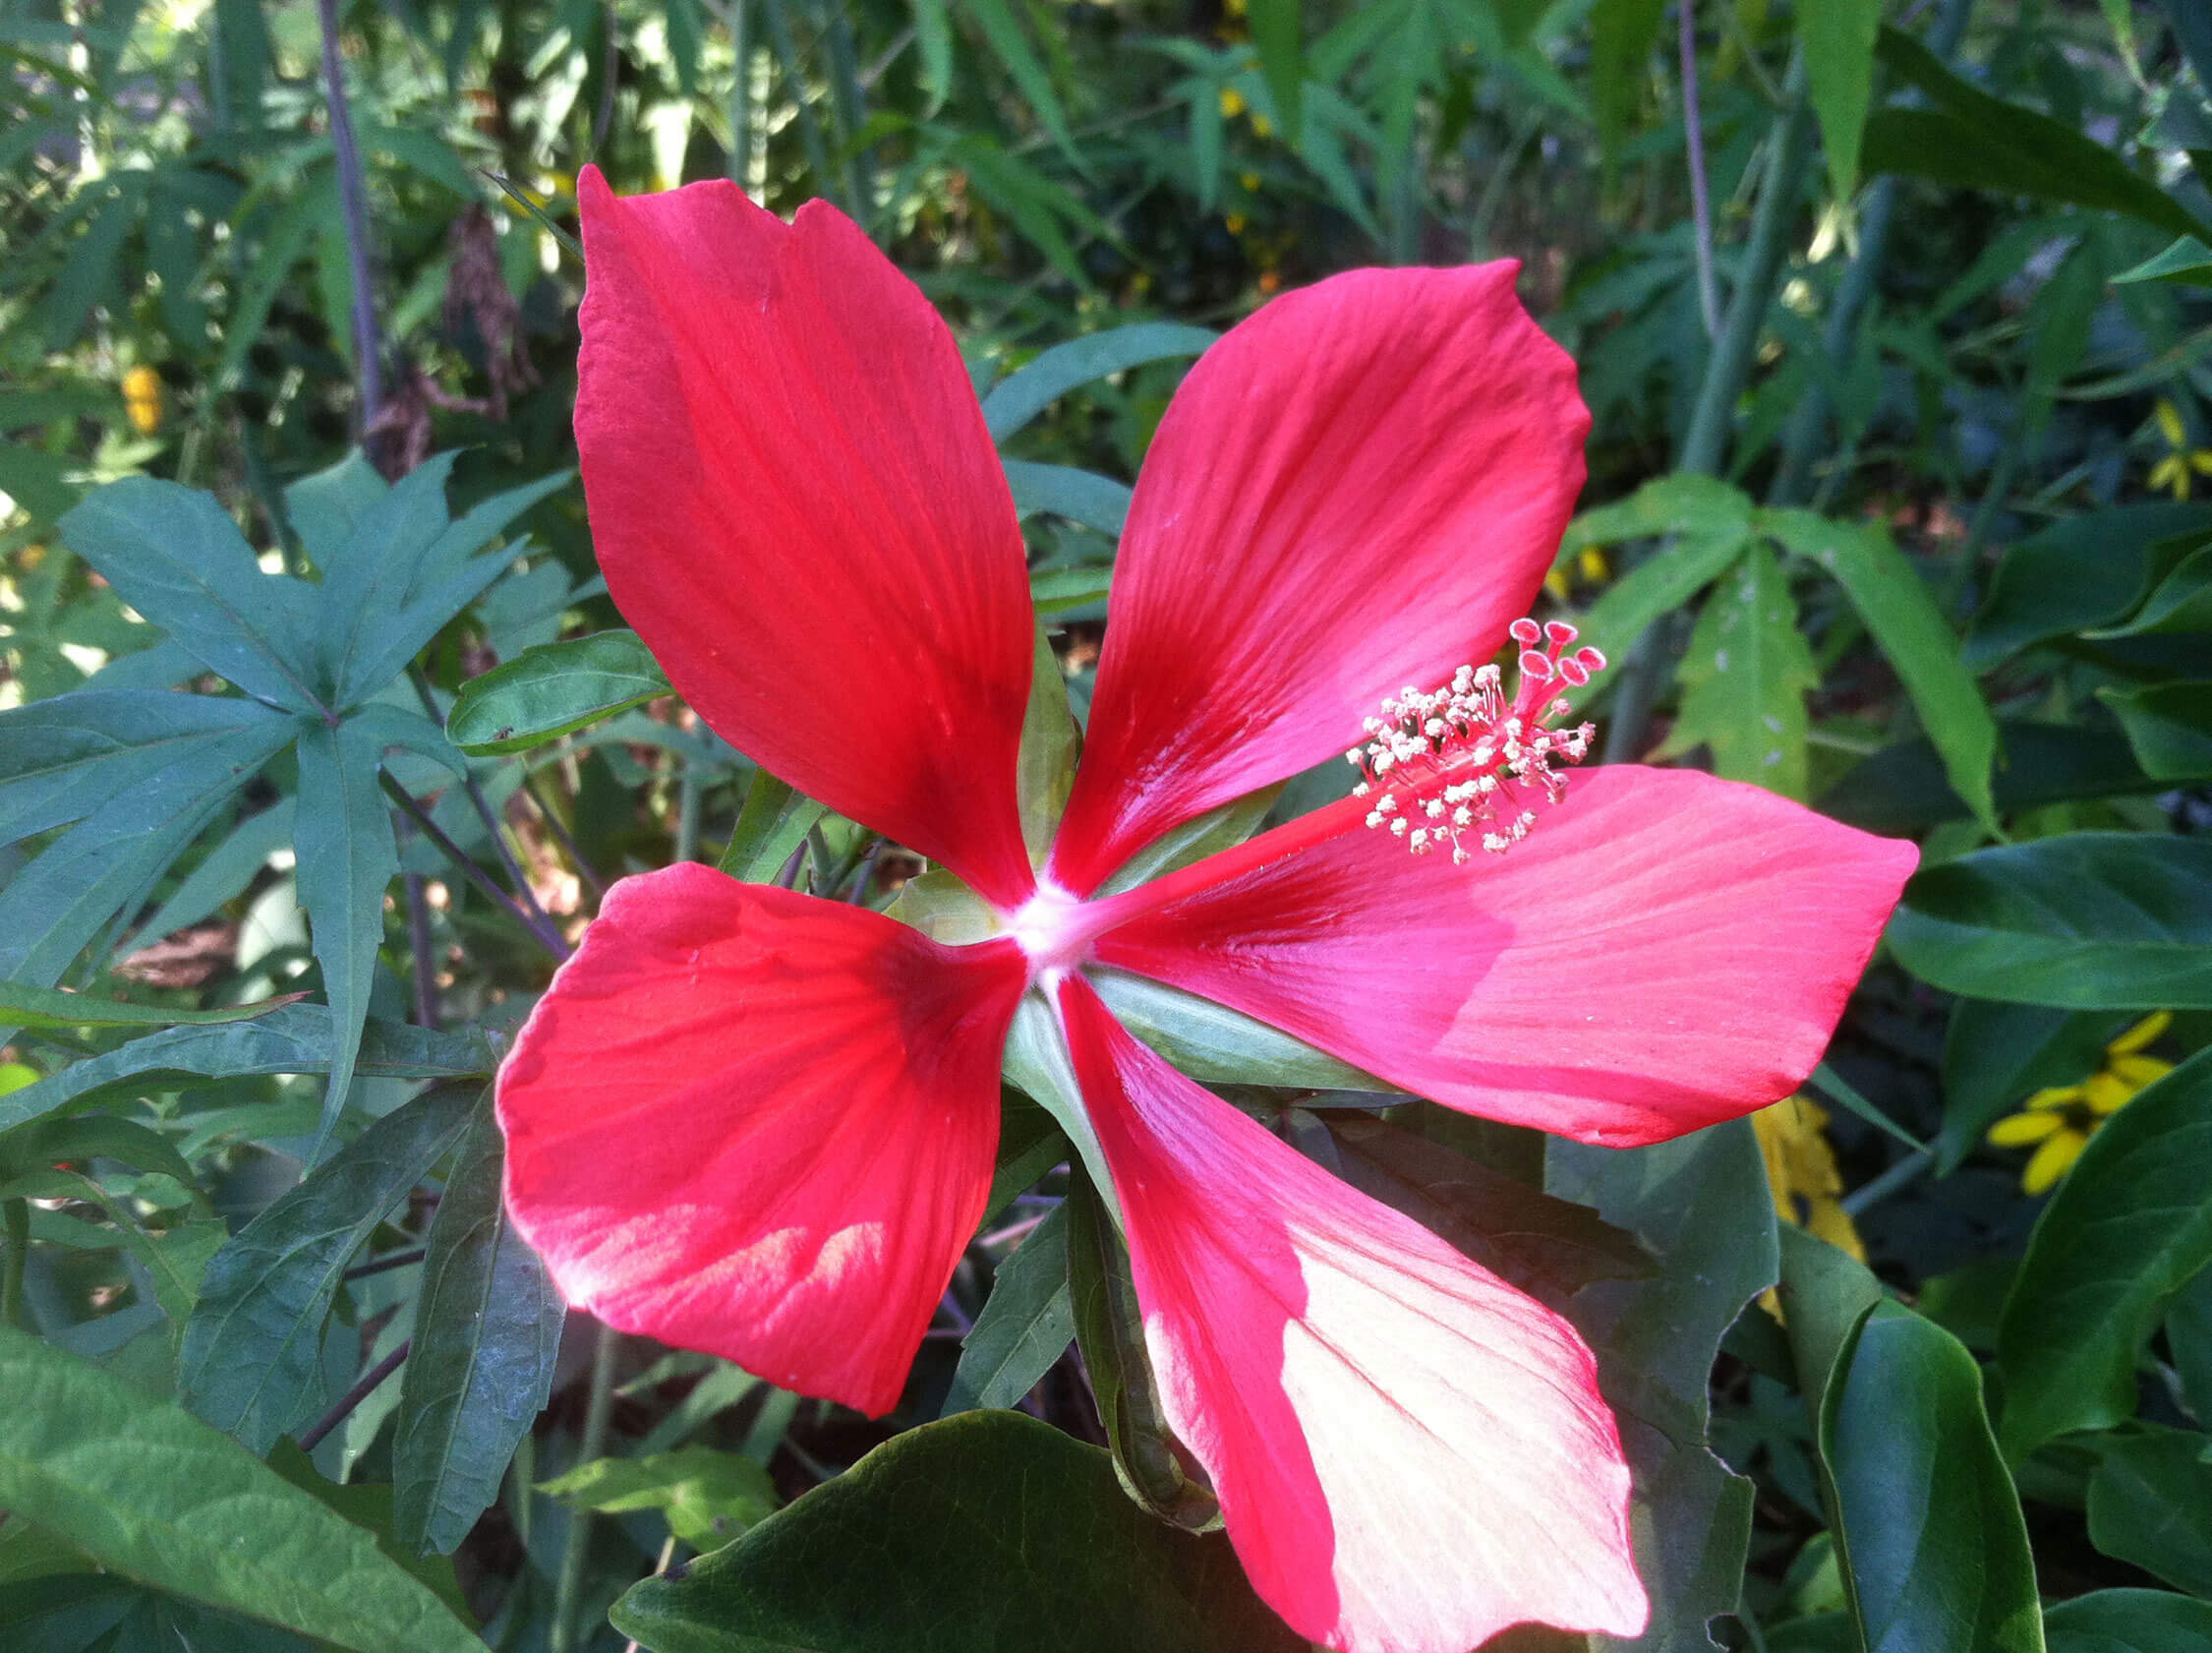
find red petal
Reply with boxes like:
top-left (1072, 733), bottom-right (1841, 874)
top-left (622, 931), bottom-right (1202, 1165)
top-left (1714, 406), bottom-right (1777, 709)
top-left (1058, 977), bottom-right (1646, 1653)
top-left (576, 170), bottom-right (1037, 908)
top-left (1049, 265), bottom-right (1589, 895)
top-left (1090, 767), bottom-right (1917, 1147)
top-left (496, 863), bottom-right (1025, 1415)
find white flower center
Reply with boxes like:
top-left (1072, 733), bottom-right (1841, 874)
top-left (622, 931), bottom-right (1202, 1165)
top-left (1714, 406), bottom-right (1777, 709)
top-left (1005, 881), bottom-right (1090, 981)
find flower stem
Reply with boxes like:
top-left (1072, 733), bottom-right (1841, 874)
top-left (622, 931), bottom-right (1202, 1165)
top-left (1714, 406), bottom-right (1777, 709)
top-left (379, 772), bottom-right (573, 962)
top-left (298, 1337), bottom-right (410, 1452)
top-left (315, 0), bottom-right (381, 432)
top-left (551, 1319), bottom-right (623, 1653)
top-left (1680, 0), bottom-right (1720, 340)
top-left (2, 1199), bottom-right (28, 1329)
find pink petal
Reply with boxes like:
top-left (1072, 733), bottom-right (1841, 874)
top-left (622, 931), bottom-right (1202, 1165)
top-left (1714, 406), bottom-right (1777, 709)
top-left (1089, 766), bottom-right (1918, 1147)
top-left (1057, 976), bottom-right (1646, 1653)
top-left (1048, 264), bottom-right (1589, 895)
top-left (575, 169), bottom-right (1037, 909)
top-left (496, 863), bottom-right (1025, 1415)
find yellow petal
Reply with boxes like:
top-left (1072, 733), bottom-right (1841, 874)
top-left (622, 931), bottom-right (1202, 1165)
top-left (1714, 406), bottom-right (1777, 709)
top-left (2084, 1071), bottom-right (2133, 1114)
top-left (2193, 450), bottom-right (2212, 476)
top-left (2023, 1129), bottom-right (2087, 1195)
top-left (1578, 546), bottom-right (1611, 585)
top-left (1219, 87), bottom-right (1247, 118)
top-left (1544, 569), bottom-right (1569, 601)
top-left (1989, 1111), bottom-right (2065, 1147)
top-left (2157, 399), bottom-right (2186, 446)
top-left (2024, 1084), bottom-right (2085, 1111)
top-left (2107, 1010), bottom-right (2172, 1055)
top-left (2109, 1053), bottom-right (2174, 1089)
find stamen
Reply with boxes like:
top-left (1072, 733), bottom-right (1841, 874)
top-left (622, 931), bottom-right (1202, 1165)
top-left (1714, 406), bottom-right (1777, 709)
top-left (1350, 617), bottom-right (1604, 864)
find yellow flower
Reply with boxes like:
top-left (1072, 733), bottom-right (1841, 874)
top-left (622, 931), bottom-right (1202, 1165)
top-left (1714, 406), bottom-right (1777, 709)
top-left (1219, 87), bottom-right (1247, 120)
top-left (2147, 400), bottom-right (2212, 501)
top-left (122, 364), bottom-right (163, 435)
top-left (1754, 1095), bottom-right (1866, 1316)
top-left (1543, 544), bottom-right (1612, 603)
top-left (1986, 1011), bottom-right (2173, 1194)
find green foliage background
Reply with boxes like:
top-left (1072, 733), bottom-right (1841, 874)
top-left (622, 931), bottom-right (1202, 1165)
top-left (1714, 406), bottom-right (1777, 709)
top-left (3, 0), bottom-right (2212, 1648)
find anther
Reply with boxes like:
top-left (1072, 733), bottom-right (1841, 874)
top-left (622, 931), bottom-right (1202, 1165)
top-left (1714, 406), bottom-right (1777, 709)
top-left (1349, 613), bottom-right (1604, 863)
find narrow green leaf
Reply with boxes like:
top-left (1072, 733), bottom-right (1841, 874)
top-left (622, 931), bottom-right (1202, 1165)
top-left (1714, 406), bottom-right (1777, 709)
top-left (0, 1328), bottom-right (481, 1652)
top-left (1766, 508), bottom-right (1998, 829)
top-left (1997, 1048), bottom-right (2212, 1457)
top-left (60, 479), bottom-right (324, 713)
top-left (717, 768), bottom-right (826, 882)
top-left (0, 1005), bottom-right (494, 1133)
top-left (447, 629), bottom-right (670, 754)
top-left (1093, 784), bottom-right (1282, 897)
top-left (0, 979), bottom-right (303, 1032)
top-left (2115, 236), bottom-right (2212, 288)
top-left (910, 0), bottom-right (953, 111)
top-left (609, 1411), bottom-right (1300, 1653)
top-left (1590, 0), bottom-right (1666, 174)
top-left (1891, 836), bottom-right (2212, 1009)
top-left (981, 322), bottom-right (1214, 442)
top-left (1796, 0), bottom-right (1881, 197)
top-left (2094, 540), bottom-right (2212, 637)
top-left (1031, 563), bottom-right (1112, 617)
top-left (539, 1446), bottom-right (776, 1551)
top-left (2085, 1430), bottom-right (2212, 1596)
top-left (1247, 0), bottom-right (1302, 145)
top-left (1003, 458), bottom-right (1133, 535)
top-left (1966, 505), bottom-right (2212, 667)
top-left (392, 1100), bottom-right (564, 1555)
top-left (136, 798), bottom-right (296, 943)
top-left (1089, 968), bottom-right (1389, 1091)
top-left (1822, 1303), bottom-right (2042, 1653)
top-left (943, 1202), bottom-right (1073, 1414)
top-left (1016, 623), bottom-right (1080, 868)
top-left (293, 720), bottom-right (400, 1155)
top-left (1864, 28), bottom-right (2209, 241)
top-left (956, 0), bottom-right (1083, 169)
top-left (179, 1085), bottom-right (476, 1452)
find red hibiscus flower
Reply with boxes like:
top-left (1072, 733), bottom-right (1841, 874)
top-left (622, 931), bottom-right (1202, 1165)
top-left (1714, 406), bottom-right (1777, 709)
top-left (496, 168), bottom-right (1917, 1653)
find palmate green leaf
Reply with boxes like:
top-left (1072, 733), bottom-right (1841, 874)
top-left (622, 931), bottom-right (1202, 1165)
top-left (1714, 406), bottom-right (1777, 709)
top-left (1821, 1302), bottom-right (2042, 1653)
top-left (293, 720), bottom-right (400, 1155)
top-left (1890, 836), bottom-right (2212, 1010)
top-left (59, 479), bottom-right (324, 714)
top-left (2043, 1589), bottom-right (2212, 1652)
top-left (539, 1446), bottom-right (776, 1551)
top-left (1996, 1048), bottom-right (2212, 1458)
top-left (1327, 1115), bottom-right (1651, 1313)
top-left (980, 321), bottom-right (1214, 442)
top-left (943, 1201), bottom-right (1073, 1415)
top-left (1862, 28), bottom-right (2208, 241)
top-left (611, 1410), bottom-right (1300, 1653)
top-left (1796, 0), bottom-right (1881, 198)
top-left (1549, 1123), bottom-right (1776, 1653)
top-left (0, 716), bottom-right (296, 1000)
top-left (392, 1100), bottom-right (564, 1556)
top-left (0, 1328), bottom-right (480, 1652)
top-left (179, 1084), bottom-right (476, 1452)
top-left (1767, 509), bottom-right (1997, 830)
top-left (0, 1005), bottom-right (493, 1133)
top-left (0, 689), bottom-right (289, 845)
top-left (2099, 680), bottom-right (2212, 781)
top-left (447, 629), bottom-right (669, 754)
top-left (136, 798), bottom-right (295, 944)
top-left (1653, 543), bottom-right (1817, 797)
top-left (2085, 1430), bottom-right (2212, 1597)
top-left (1938, 1002), bottom-right (2125, 1173)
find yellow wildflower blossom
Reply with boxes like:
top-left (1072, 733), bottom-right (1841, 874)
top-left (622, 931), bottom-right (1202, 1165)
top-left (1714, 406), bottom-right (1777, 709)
top-left (2147, 400), bottom-right (2212, 501)
top-left (1986, 1011), bottom-right (2173, 1195)
top-left (122, 364), bottom-right (163, 435)
top-left (1543, 544), bottom-right (1612, 603)
top-left (1754, 1095), bottom-right (1866, 1315)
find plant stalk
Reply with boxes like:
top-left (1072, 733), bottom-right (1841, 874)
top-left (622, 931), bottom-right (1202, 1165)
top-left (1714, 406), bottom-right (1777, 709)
top-left (298, 1337), bottom-right (410, 1451)
top-left (315, 0), bottom-right (382, 432)
top-left (551, 1319), bottom-right (623, 1653)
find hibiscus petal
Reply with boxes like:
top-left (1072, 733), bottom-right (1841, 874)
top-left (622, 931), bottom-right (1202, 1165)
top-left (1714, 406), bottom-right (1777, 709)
top-left (496, 863), bottom-right (1026, 1415)
top-left (575, 169), bottom-right (1037, 908)
top-left (1088, 766), bottom-right (1918, 1147)
top-left (1049, 264), bottom-right (1589, 895)
top-left (1056, 976), bottom-right (1646, 1653)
